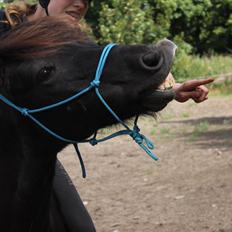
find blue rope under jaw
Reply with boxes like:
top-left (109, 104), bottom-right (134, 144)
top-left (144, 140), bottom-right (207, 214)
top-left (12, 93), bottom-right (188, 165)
top-left (0, 43), bottom-right (158, 178)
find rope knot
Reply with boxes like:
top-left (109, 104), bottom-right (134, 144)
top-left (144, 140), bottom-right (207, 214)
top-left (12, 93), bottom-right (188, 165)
top-left (130, 129), bottom-right (155, 149)
top-left (89, 139), bottom-right (98, 146)
top-left (130, 131), bottom-right (143, 145)
top-left (21, 108), bottom-right (29, 117)
top-left (90, 80), bottom-right (100, 88)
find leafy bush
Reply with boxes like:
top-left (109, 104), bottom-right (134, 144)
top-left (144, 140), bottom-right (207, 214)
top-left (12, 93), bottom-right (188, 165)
top-left (96, 0), bottom-right (158, 44)
top-left (87, 0), bottom-right (232, 54)
top-left (0, 1), bottom-right (5, 9)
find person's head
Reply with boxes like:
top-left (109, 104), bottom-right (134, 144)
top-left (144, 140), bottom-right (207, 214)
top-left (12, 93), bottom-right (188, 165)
top-left (5, 0), bottom-right (91, 27)
top-left (31, 0), bottom-right (91, 21)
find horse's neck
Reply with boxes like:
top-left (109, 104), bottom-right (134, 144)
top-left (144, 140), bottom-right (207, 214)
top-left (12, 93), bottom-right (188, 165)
top-left (0, 104), bottom-right (58, 232)
top-left (11, 140), bottom-right (57, 232)
top-left (0, 104), bottom-right (23, 230)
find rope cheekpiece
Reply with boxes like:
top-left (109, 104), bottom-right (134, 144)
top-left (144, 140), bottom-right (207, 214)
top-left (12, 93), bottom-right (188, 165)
top-left (0, 44), bottom-right (158, 178)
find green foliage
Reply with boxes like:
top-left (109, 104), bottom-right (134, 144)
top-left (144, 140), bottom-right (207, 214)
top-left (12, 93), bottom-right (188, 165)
top-left (169, 0), bottom-right (231, 54)
top-left (96, 0), bottom-right (157, 44)
top-left (87, 0), bottom-right (232, 54)
top-left (0, 1), bottom-right (6, 9)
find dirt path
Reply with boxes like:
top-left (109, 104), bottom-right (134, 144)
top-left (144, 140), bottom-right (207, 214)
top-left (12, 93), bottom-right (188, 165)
top-left (59, 96), bottom-right (232, 232)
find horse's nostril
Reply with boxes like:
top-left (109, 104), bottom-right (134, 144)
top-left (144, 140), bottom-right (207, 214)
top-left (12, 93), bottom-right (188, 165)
top-left (141, 51), bottom-right (161, 69)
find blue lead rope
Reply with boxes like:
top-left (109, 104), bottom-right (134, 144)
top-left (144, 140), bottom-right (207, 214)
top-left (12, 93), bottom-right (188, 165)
top-left (0, 44), bottom-right (158, 178)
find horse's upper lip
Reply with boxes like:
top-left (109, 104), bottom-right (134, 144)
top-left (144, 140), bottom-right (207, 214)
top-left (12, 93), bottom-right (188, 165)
top-left (155, 39), bottom-right (177, 91)
top-left (156, 39), bottom-right (178, 58)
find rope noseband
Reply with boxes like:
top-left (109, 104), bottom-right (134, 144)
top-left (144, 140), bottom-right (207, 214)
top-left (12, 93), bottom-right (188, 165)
top-left (0, 44), bottom-right (158, 178)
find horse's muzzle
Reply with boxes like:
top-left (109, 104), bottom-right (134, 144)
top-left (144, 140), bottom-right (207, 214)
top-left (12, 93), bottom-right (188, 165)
top-left (141, 39), bottom-right (177, 70)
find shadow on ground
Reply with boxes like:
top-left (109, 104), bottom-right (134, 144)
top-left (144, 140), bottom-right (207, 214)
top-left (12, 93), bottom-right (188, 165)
top-left (161, 116), bottom-right (232, 150)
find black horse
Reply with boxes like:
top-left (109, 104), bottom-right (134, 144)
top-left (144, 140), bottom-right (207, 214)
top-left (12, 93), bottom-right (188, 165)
top-left (0, 16), bottom-right (176, 232)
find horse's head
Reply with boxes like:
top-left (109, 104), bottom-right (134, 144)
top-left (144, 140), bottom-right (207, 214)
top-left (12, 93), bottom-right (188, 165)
top-left (0, 16), bottom-right (176, 142)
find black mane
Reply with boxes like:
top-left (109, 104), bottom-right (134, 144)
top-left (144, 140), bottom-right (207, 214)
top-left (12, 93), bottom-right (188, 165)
top-left (0, 16), bottom-right (88, 60)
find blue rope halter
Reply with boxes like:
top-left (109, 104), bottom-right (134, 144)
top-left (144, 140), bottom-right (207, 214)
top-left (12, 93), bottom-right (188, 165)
top-left (0, 44), bottom-right (158, 178)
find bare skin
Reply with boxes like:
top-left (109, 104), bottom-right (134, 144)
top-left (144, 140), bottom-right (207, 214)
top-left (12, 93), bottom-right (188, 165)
top-left (28, 0), bottom-right (89, 21)
top-left (173, 78), bottom-right (214, 103)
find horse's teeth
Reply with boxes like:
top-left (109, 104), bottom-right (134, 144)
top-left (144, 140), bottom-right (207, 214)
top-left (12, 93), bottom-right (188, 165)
top-left (158, 73), bottom-right (176, 90)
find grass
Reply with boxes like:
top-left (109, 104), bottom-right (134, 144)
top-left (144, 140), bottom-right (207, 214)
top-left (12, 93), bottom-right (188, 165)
top-left (171, 54), bottom-right (232, 96)
top-left (181, 112), bottom-right (191, 118)
top-left (209, 79), bottom-right (232, 96)
top-left (150, 126), bottom-right (174, 140)
top-left (191, 121), bottom-right (209, 139)
top-left (160, 127), bottom-right (171, 137)
top-left (173, 55), bottom-right (232, 83)
top-left (161, 112), bottom-right (175, 120)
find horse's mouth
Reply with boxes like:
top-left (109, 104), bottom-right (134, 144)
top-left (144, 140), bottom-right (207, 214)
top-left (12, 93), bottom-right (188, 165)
top-left (142, 40), bottom-right (177, 112)
top-left (141, 72), bottom-right (176, 112)
top-left (158, 72), bottom-right (176, 91)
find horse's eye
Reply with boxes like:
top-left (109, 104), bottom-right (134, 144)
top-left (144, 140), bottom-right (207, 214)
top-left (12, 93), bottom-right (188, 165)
top-left (37, 66), bottom-right (55, 81)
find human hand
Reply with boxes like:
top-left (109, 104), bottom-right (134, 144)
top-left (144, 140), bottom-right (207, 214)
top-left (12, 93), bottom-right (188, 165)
top-left (173, 78), bottom-right (214, 103)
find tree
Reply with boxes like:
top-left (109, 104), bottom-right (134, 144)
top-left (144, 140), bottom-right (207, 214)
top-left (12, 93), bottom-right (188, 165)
top-left (86, 0), bottom-right (231, 54)
top-left (88, 0), bottom-right (163, 44)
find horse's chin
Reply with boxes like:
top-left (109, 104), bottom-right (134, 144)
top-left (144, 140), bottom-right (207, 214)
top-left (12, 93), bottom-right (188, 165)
top-left (141, 89), bottom-right (175, 112)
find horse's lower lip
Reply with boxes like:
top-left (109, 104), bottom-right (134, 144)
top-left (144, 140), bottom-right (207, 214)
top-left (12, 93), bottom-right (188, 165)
top-left (141, 89), bottom-right (175, 112)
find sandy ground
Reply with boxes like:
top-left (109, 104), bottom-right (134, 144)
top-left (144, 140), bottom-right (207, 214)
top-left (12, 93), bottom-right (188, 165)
top-left (59, 96), bottom-right (232, 232)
